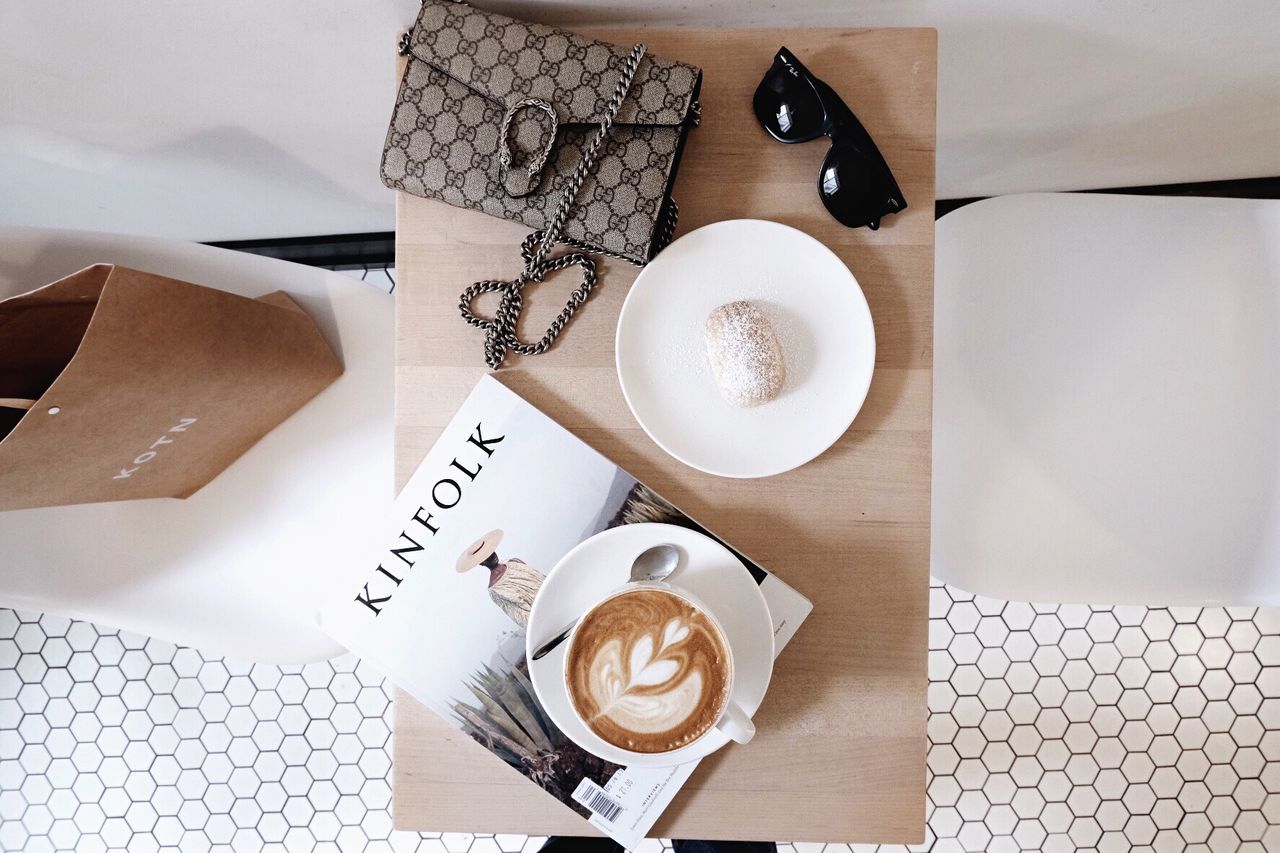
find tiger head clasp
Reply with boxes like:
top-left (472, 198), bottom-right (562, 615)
top-left (497, 98), bottom-right (559, 198)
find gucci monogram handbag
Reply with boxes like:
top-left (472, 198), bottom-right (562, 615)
top-left (381, 0), bottom-right (702, 367)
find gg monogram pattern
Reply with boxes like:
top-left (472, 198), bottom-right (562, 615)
top-left (380, 0), bottom-right (701, 264)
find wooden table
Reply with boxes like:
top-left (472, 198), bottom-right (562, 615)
top-left (392, 27), bottom-right (936, 845)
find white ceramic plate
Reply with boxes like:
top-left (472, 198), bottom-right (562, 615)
top-left (615, 219), bottom-right (875, 478)
top-left (526, 522), bottom-right (775, 767)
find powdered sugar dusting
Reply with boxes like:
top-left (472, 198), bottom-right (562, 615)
top-left (704, 301), bottom-right (785, 407)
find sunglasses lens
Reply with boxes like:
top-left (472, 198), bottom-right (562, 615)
top-left (753, 60), bottom-right (825, 142)
top-left (818, 144), bottom-right (907, 230)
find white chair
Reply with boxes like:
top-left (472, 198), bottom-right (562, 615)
top-left (0, 228), bottom-right (394, 663)
top-left (932, 193), bottom-right (1280, 606)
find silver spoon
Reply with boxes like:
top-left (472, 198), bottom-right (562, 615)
top-left (531, 542), bottom-right (679, 661)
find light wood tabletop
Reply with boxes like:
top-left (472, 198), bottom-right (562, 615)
top-left (391, 26), bottom-right (936, 844)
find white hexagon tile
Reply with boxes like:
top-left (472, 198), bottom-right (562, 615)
top-left (2, 580), bottom-right (1279, 852)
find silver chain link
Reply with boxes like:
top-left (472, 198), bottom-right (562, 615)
top-left (459, 43), bottom-right (651, 369)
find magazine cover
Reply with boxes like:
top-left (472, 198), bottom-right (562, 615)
top-left (320, 375), bottom-right (812, 848)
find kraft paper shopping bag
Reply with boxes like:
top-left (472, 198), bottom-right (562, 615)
top-left (0, 264), bottom-right (343, 510)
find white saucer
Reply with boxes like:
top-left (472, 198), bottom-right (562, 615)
top-left (615, 219), bottom-right (875, 479)
top-left (526, 522), bottom-right (775, 767)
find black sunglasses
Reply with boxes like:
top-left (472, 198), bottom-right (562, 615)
top-left (753, 46), bottom-right (906, 230)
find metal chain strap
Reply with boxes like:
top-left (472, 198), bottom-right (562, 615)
top-left (654, 198), bottom-right (680, 255)
top-left (459, 43), bottom-right (649, 369)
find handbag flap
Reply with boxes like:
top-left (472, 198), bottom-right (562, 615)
top-left (405, 0), bottom-right (699, 128)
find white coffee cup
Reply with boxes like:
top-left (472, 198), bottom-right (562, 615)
top-left (562, 580), bottom-right (755, 762)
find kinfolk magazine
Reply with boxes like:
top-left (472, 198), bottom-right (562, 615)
top-left (320, 376), bottom-right (812, 849)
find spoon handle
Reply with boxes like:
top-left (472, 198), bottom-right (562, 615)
top-left (531, 619), bottom-right (578, 661)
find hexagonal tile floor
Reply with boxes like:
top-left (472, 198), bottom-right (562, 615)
top-left (2, 580), bottom-right (1279, 852)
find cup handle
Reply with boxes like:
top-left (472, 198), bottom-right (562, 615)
top-left (715, 700), bottom-right (755, 744)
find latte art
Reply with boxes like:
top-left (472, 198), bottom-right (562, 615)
top-left (566, 588), bottom-right (731, 753)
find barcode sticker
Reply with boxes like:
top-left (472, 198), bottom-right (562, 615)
top-left (572, 778), bottom-right (625, 823)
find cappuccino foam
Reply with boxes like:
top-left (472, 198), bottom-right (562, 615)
top-left (566, 587), bottom-right (731, 753)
